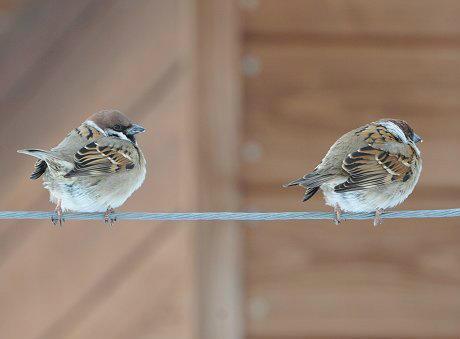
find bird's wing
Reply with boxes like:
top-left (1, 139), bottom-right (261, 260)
top-left (334, 145), bottom-right (413, 192)
top-left (355, 123), bottom-right (399, 145)
top-left (64, 138), bottom-right (136, 178)
top-left (51, 123), bottom-right (105, 159)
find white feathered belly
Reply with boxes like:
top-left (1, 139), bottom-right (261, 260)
top-left (320, 176), bottom-right (419, 213)
top-left (44, 167), bottom-right (146, 212)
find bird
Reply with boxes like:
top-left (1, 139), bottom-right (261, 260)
top-left (284, 119), bottom-right (422, 226)
top-left (18, 109), bottom-right (147, 225)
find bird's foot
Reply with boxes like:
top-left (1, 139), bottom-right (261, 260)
top-left (104, 207), bottom-right (117, 227)
top-left (333, 204), bottom-right (342, 225)
top-left (374, 208), bottom-right (384, 227)
top-left (51, 202), bottom-right (64, 226)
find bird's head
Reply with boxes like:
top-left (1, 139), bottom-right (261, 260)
top-left (376, 118), bottom-right (422, 144)
top-left (86, 109), bottom-right (145, 143)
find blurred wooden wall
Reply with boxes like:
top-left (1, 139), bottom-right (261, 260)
top-left (242, 1), bottom-right (460, 338)
top-left (0, 1), bottom-right (242, 339)
top-left (3, 1), bottom-right (460, 339)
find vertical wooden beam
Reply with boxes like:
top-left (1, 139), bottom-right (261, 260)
top-left (194, 0), bottom-right (244, 338)
top-left (0, 1), bottom-right (206, 338)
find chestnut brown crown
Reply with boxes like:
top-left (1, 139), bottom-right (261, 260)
top-left (87, 110), bottom-right (145, 142)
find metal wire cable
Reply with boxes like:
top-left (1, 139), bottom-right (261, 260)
top-left (0, 209), bottom-right (459, 221)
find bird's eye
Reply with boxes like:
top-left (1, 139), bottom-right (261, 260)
top-left (113, 124), bottom-right (124, 132)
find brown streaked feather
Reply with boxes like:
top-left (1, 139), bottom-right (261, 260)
top-left (64, 141), bottom-right (135, 178)
top-left (355, 124), bottom-right (400, 145)
top-left (74, 124), bottom-right (102, 141)
top-left (334, 145), bottom-right (413, 192)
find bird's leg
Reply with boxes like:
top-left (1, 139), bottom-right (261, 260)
top-left (104, 207), bottom-right (117, 227)
top-left (333, 204), bottom-right (342, 225)
top-left (51, 200), bottom-right (64, 226)
top-left (374, 208), bottom-right (384, 227)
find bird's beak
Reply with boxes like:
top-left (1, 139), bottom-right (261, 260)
top-left (126, 124), bottom-right (145, 135)
top-left (413, 133), bottom-right (423, 143)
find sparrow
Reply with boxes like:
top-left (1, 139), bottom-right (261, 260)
top-left (18, 109), bottom-right (147, 225)
top-left (284, 119), bottom-right (422, 226)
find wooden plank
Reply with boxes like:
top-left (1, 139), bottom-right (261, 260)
top-left (194, 0), bottom-right (244, 338)
top-left (245, 218), bottom-right (460, 338)
top-left (62, 226), bottom-right (194, 339)
top-left (249, 336), bottom-right (460, 339)
top-left (0, 0), bottom-right (30, 11)
top-left (0, 1), bottom-right (197, 339)
top-left (0, 0), bottom-right (95, 101)
top-left (0, 0), bottom-right (34, 34)
top-left (242, 44), bottom-right (460, 191)
top-left (243, 14), bottom-right (460, 339)
top-left (243, 0), bottom-right (460, 38)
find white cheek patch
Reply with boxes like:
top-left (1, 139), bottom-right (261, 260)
top-left (379, 121), bottom-right (408, 144)
top-left (107, 129), bottom-right (129, 141)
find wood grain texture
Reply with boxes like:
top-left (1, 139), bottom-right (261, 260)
top-left (0, 1), bottom-right (197, 338)
top-left (248, 335), bottom-right (457, 339)
top-left (242, 43), bottom-right (460, 192)
top-left (195, 0), bottom-right (244, 338)
top-left (246, 218), bottom-right (460, 338)
top-left (242, 1), bottom-right (460, 338)
top-left (243, 0), bottom-right (460, 38)
top-left (0, 0), bottom-right (95, 101)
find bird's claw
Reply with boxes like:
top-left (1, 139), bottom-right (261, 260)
top-left (104, 208), bottom-right (117, 227)
top-left (51, 207), bottom-right (64, 226)
top-left (333, 204), bottom-right (342, 225)
top-left (374, 208), bottom-right (384, 227)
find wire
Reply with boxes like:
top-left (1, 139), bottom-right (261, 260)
top-left (0, 209), bottom-right (459, 221)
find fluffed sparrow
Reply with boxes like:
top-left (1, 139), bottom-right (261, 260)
top-left (18, 110), bottom-right (146, 225)
top-left (284, 119), bottom-right (422, 226)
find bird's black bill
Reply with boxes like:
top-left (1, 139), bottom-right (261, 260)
top-left (413, 133), bottom-right (423, 143)
top-left (126, 124), bottom-right (145, 136)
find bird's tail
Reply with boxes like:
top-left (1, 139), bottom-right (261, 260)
top-left (283, 171), bottom-right (332, 202)
top-left (18, 149), bottom-right (73, 175)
